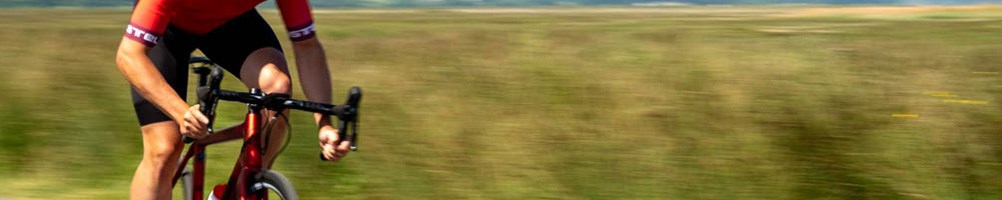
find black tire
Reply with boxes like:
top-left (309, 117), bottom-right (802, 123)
top-left (179, 169), bottom-right (297, 200)
top-left (250, 170), bottom-right (299, 200)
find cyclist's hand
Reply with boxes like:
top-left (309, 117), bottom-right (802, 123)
top-left (319, 125), bottom-right (350, 161)
top-left (180, 105), bottom-right (210, 139)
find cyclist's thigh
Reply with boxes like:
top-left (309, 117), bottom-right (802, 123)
top-left (130, 26), bottom-right (197, 126)
top-left (197, 8), bottom-right (284, 81)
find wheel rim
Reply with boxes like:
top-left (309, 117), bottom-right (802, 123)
top-left (251, 182), bottom-right (287, 200)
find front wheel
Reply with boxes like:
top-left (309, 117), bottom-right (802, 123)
top-left (251, 170), bottom-right (299, 200)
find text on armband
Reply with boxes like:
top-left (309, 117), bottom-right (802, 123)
top-left (126, 25), bottom-right (159, 44)
top-left (289, 24), bottom-right (316, 39)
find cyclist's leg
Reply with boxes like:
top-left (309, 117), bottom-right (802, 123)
top-left (198, 9), bottom-right (291, 169)
top-left (130, 122), bottom-right (183, 200)
top-left (128, 25), bottom-right (196, 200)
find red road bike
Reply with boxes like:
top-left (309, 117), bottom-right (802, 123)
top-left (172, 57), bottom-right (361, 200)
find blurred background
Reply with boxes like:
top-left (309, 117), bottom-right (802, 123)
top-left (3, 0), bottom-right (1002, 199)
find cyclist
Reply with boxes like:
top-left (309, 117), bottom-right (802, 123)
top-left (114, 0), bottom-right (349, 199)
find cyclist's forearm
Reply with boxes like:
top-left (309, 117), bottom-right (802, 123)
top-left (292, 37), bottom-right (333, 126)
top-left (116, 38), bottom-right (189, 123)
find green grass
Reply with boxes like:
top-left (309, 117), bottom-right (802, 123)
top-left (3, 6), bottom-right (1002, 199)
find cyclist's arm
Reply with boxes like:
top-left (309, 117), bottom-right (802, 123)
top-left (292, 37), bottom-right (334, 127)
top-left (279, 0), bottom-right (348, 160)
top-left (115, 38), bottom-right (189, 124)
top-left (294, 35), bottom-right (349, 161)
top-left (116, 0), bottom-right (191, 125)
top-left (277, 0), bottom-right (332, 127)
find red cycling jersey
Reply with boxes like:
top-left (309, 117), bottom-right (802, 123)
top-left (125, 0), bottom-right (316, 47)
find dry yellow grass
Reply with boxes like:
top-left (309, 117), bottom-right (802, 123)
top-left (2, 6), bottom-right (1002, 199)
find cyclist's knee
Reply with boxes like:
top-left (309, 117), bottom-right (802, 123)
top-left (255, 63), bottom-right (291, 92)
top-left (139, 123), bottom-right (183, 168)
top-left (241, 47), bottom-right (292, 94)
top-left (261, 70), bottom-right (292, 94)
top-left (144, 141), bottom-right (182, 166)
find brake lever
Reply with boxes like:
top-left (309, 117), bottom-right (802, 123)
top-left (349, 120), bottom-right (358, 151)
top-left (321, 86), bottom-right (362, 160)
top-left (185, 65), bottom-right (223, 144)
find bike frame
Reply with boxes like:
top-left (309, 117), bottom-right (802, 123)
top-left (171, 59), bottom-right (361, 199)
top-left (170, 100), bottom-right (269, 200)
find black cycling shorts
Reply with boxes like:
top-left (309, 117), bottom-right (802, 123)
top-left (131, 9), bottom-right (283, 126)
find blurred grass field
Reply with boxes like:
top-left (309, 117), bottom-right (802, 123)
top-left (3, 6), bottom-right (1002, 199)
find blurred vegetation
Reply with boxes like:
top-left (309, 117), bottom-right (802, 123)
top-left (3, 6), bottom-right (1002, 199)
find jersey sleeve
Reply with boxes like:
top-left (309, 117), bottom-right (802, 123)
top-left (276, 0), bottom-right (317, 41)
top-left (125, 0), bottom-right (171, 47)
